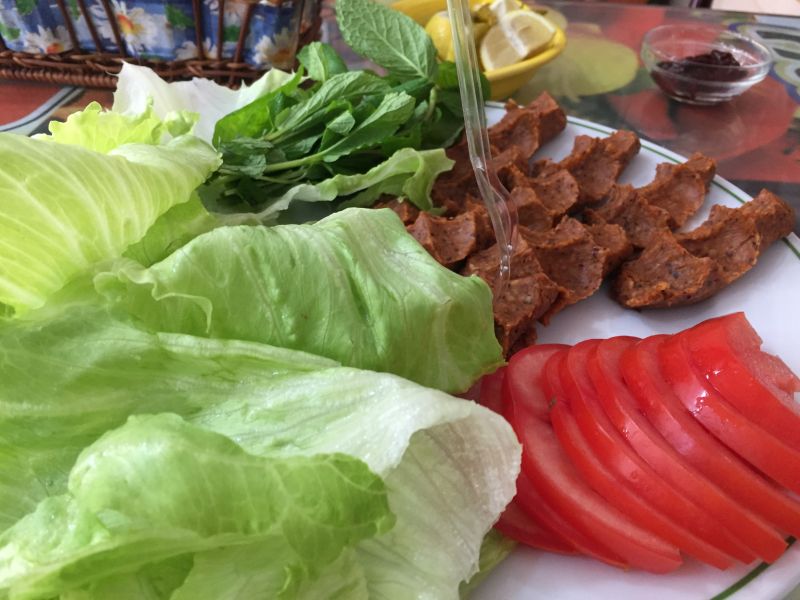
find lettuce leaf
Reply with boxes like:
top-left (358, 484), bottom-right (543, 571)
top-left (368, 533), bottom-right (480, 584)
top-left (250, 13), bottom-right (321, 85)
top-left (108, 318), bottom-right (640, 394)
top-left (253, 147), bottom-right (453, 219)
top-left (0, 305), bottom-right (519, 599)
top-left (96, 208), bottom-right (502, 392)
top-left (113, 63), bottom-right (299, 143)
top-left (0, 414), bottom-right (392, 599)
top-left (34, 102), bottom-right (196, 153)
top-left (0, 134), bottom-right (220, 315)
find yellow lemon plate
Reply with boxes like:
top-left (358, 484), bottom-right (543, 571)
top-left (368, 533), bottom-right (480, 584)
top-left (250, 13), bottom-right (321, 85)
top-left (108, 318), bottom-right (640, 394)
top-left (392, 0), bottom-right (566, 100)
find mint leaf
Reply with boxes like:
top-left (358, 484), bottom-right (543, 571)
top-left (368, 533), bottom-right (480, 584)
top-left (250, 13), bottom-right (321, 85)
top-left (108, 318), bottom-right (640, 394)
top-left (337, 0), bottom-right (437, 80)
top-left (274, 71), bottom-right (389, 135)
top-left (298, 42), bottom-right (348, 83)
top-left (327, 111), bottom-right (356, 136)
top-left (436, 61), bottom-right (491, 99)
top-left (213, 70), bottom-right (303, 145)
top-left (322, 92), bottom-right (415, 162)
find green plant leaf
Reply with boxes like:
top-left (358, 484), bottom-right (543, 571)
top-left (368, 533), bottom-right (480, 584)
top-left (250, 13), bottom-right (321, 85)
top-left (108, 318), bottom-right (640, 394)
top-left (0, 133), bottom-right (220, 315)
top-left (321, 92), bottom-right (415, 162)
top-left (326, 111), bottom-right (356, 136)
top-left (96, 208), bottom-right (500, 392)
top-left (212, 69), bottom-right (304, 145)
top-left (336, 0), bottom-right (437, 80)
top-left (0, 414), bottom-right (391, 599)
top-left (297, 42), bottom-right (348, 83)
top-left (35, 101), bottom-right (195, 153)
top-left (274, 71), bottom-right (390, 136)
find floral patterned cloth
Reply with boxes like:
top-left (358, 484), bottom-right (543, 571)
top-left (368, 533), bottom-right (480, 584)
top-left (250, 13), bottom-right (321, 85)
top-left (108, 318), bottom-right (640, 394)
top-left (0, 0), bottom-right (305, 68)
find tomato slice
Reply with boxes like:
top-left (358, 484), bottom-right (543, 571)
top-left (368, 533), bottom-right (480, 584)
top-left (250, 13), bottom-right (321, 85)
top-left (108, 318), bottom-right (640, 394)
top-left (514, 469), bottom-right (624, 566)
top-left (622, 335), bottom-right (800, 539)
top-left (545, 351), bottom-right (731, 569)
top-left (680, 313), bottom-right (800, 453)
top-left (561, 340), bottom-right (756, 565)
top-left (495, 488), bottom-right (579, 555)
top-left (506, 346), bottom-right (626, 566)
top-left (590, 337), bottom-right (787, 563)
top-left (473, 366), bottom-right (507, 415)
top-left (659, 334), bottom-right (800, 495)
top-left (506, 344), bottom-right (681, 573)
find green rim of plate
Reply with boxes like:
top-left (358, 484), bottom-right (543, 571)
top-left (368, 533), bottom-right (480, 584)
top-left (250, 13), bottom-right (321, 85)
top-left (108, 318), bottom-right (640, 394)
top-left (483, 103), bottom-right (800, 598)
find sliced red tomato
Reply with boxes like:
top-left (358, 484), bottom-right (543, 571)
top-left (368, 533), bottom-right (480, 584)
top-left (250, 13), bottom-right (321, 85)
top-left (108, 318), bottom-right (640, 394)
top-left (496, 494), bottom-right (578, 555)
top-left (472, 366), bottom-right (507, 415)
top-left (514, 469), bottom-right (624, 566)
top-left (622, 335), bottom-right (800, 538)
top-left (590, 337), bottom-right (787, 563)
top-left (680, 313), bottom-right (800, 453)
top-left (560, 340), bottom-right (756, 565)
top-left (545, 350), bottom-right (732, 569)
top-left (506, 344), bottom-right (681, 573)
top-left (659, 334), bottom-right (800, 495)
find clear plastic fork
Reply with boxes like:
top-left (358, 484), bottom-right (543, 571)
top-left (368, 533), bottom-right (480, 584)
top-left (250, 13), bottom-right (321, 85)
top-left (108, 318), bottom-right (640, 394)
top-left (445, 0), bottom-right (518, 296)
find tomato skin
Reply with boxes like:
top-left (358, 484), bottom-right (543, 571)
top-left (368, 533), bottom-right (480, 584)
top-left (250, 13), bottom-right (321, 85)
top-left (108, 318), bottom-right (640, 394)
top-left (591, 337), bottom-right (787, 563)
top-left (545, 351), bottom-right (732, 569)
top-left (513, 470), bottom-right (626, 565)
top-left (680, 313), bottom-right (800, 453)
top-left (506, 344), bottom-right (682, 574)
top-left (495, 496), bottom-right (579, 555)
top-left (659, 334), bottom-right (800, 495)
top-left (561, 340), bottom-right (756, 565)
top-left (475, 366), bottom-right (580, 554)
top-left (622, 335), bottom-right (800, 538)
top-left (474, 366), bottom-right (507, 415)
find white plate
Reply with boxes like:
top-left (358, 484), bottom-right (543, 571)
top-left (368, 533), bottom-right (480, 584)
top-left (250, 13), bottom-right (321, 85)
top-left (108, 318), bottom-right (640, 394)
top-left (473, 108), bottom-right (800, 600)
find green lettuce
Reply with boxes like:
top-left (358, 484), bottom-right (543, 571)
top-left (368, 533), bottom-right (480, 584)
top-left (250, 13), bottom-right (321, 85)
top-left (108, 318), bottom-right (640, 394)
top-left (0, 77), bottom-right (518, 598)
top-left (0, 134), bottom-right (220, 315)
top-left (0, 414), bottom-right (392, 600)
top-left (256, 147), bottom-right (454, 217)
top-left (0, 305), bottom-right (519, 599)
top-left (96, 208), bottom-right (502, 392)
top-left (112, 63), bottom-right (299, 144)
top-left (35, 102), bottom-right (196, 153)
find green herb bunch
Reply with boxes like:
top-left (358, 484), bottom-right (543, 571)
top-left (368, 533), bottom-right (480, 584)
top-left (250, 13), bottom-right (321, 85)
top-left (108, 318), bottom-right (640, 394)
top-left (208, 0), bottom-right (488, 212)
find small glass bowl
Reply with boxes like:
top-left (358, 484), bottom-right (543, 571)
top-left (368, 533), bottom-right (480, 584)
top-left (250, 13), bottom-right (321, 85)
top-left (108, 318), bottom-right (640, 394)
top-left (641, 24), bottom-right (773, 106)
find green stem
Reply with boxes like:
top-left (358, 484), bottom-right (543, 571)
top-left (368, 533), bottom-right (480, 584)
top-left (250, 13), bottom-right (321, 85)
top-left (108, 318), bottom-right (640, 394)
top-left (262, 151), bottom-right (324, 173)
top-left (424, 87), bottom-right (438, 122)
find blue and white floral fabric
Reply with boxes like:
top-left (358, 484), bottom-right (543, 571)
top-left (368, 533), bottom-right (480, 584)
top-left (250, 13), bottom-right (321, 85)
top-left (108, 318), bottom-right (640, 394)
top-left (0, 0), bottom-right (71, 53)
top-left (0, 0), bottom-right (305, 68)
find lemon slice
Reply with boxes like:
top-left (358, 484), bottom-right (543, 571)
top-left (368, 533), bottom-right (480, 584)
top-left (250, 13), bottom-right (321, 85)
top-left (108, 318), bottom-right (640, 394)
top-left (479, 9), bottom-right (556, 71)
top-left (488, 0), bottom-right (526, 19)
top-left (425, 11), bottom-right (491, 62)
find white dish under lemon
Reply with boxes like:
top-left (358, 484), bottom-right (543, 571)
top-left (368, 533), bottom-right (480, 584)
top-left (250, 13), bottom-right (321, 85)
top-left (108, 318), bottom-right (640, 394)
top-left (472, 105), bottom-right (800, 600)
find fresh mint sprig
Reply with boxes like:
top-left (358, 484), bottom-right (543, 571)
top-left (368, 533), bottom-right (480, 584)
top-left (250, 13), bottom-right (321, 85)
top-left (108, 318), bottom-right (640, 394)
top-left (205, 0), bottom-right (489, 214)
top-left (336, 0), bottom-right (438, 80)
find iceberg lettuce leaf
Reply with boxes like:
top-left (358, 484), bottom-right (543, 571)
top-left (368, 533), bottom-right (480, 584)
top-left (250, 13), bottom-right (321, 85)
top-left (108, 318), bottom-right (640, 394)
top-left (0, 134), bottom-right (220, 315)
top-left (0, 414), bottom-right (391, 599)
top-left (0, 304), bottom-right (518, 600)
top-left (113, 63), bottom-right (298, 143)
top-left (96, 208), bottom-right (502, 392)
top-left (34, 101), bottom-right (196, 153)
top-left (252, 147), bottom-right (453, 219)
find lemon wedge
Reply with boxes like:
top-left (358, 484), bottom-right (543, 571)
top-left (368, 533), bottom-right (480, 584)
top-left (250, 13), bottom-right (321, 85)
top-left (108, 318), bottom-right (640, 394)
top-left (488, 0), bottom-right (526, 19)
top-left (425, 10), bottom-right (491, 62)
top-left (425, 12), bottom-right (452, 60)
top-left (479, 9), bottom-right (556, 71)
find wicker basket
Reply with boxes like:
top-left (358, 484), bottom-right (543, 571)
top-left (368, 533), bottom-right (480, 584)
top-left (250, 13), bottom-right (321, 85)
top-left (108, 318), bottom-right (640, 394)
top-left (0, 0), bottom-right (322, 88)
